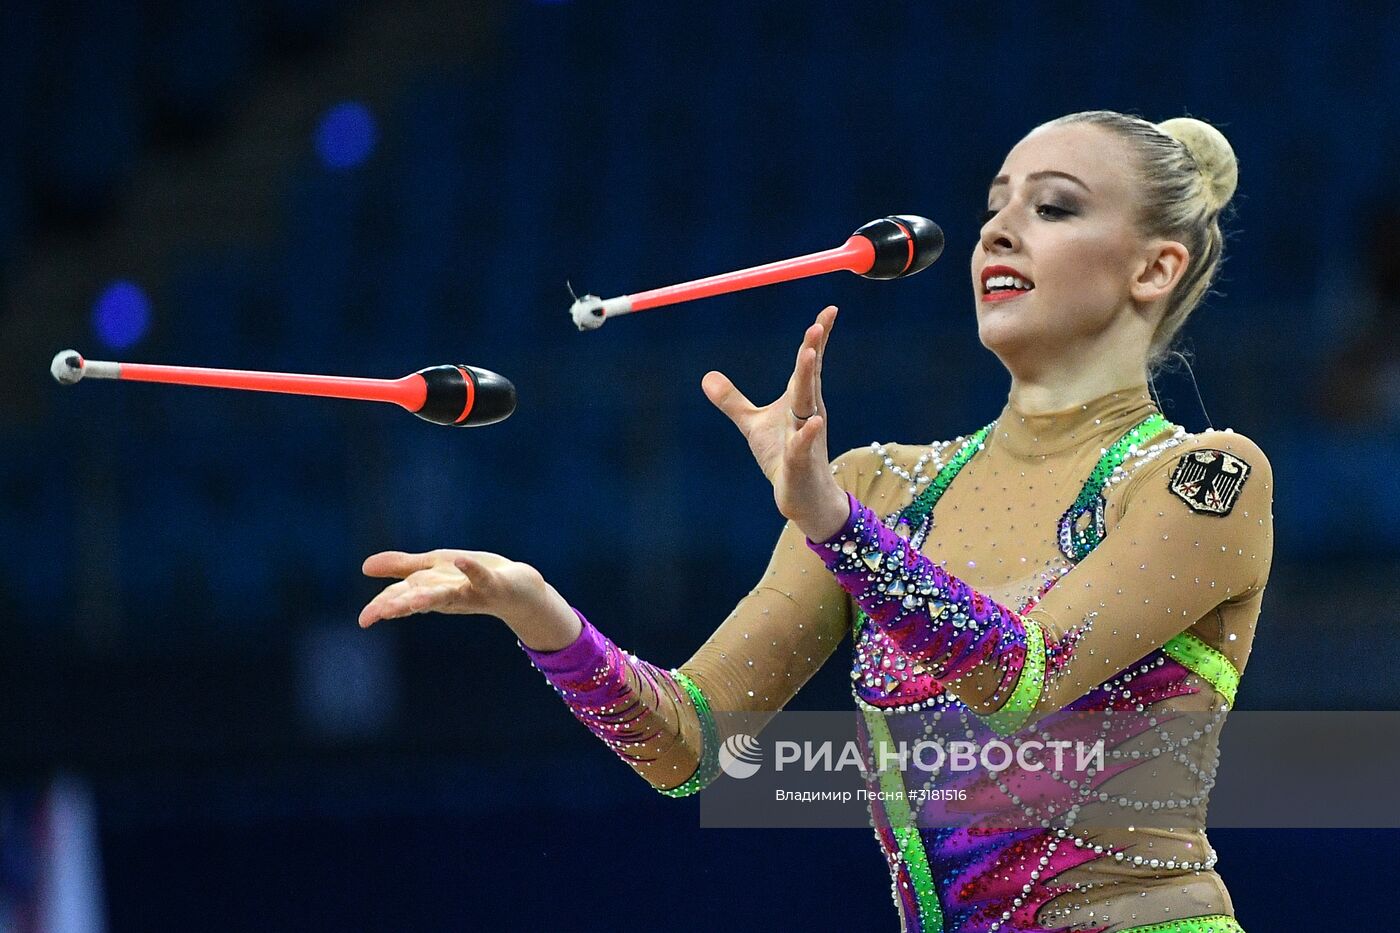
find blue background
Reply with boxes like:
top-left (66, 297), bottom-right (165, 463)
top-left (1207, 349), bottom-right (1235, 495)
top-left (2, 1), bottom-right (1397, 929)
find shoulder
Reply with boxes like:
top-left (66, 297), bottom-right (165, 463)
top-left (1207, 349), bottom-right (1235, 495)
top-left (1171, 426), bottom-right (1269, 461)
top-left (1161, 427), bottom-right (1271, 488)
top-left (1117, 426), bottom-right (1272, 518)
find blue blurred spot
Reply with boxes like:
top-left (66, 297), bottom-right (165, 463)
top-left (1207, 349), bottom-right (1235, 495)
top-left (92, 281), bottom-right (151, 349)
top-left (315, 101), bottom-right (377, 169)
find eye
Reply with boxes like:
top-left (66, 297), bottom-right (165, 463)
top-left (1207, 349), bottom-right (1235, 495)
top-left (980, 208), bottom-right (999, 225)
top-left (1036, 204), bottom-right (1074, 220)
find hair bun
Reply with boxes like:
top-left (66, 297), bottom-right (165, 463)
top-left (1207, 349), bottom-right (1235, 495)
top-left (1156, 117), bottom-right (1238, 213)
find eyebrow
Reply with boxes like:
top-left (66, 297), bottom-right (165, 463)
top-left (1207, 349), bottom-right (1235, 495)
top-left (988, 170), bottom-right (1092, 192)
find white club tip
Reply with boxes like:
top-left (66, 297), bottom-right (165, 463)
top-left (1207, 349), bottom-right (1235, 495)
top-left (568, 293), bottom-right (633, 332)
top-left (569, 294), bottom-right (608, 331)
top-left (51, 349), bottom-right (84, 385)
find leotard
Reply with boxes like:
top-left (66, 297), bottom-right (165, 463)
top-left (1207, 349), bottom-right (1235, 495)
top-left (522, 383), bottom-right (1271, 933)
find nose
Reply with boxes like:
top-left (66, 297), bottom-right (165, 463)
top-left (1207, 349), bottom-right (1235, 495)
top-left (979, 209), bottom-right (1019, 255)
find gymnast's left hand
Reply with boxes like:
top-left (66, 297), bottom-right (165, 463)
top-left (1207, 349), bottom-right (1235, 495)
top-left (356, 549), bottom-right (581, 651)
top-left (702, 305), bottom-right (851, 542)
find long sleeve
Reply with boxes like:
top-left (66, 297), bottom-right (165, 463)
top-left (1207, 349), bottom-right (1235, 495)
top-left (521, 607), bottom-right (721, 796)
top-left (519, 447), bottom-right (877, 796)
top-left (808, 430), bottom-right (1273, 729)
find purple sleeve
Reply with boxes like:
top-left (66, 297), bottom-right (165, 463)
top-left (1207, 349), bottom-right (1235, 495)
top-left (806, 492), bottom-right (1035, 706)
top-left (519, 608), bottom-right (697, 769)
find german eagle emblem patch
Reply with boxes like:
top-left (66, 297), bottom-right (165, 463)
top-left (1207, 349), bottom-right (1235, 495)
top-left (1168, 449), bottom-right (1251, 516)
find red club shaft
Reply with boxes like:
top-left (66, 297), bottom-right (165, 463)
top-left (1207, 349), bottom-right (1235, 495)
top-left (627, 236), bottom-right (875, 312)
top-left (52, 349), bottom-right (515, 427)
top-left (568, 216), bottom-right (943, 331)
top-left (117, 362), bottom-right (428, 411)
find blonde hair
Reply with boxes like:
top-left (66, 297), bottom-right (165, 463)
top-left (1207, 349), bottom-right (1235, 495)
top-left (1041, 111), bottom-right (1239, 370)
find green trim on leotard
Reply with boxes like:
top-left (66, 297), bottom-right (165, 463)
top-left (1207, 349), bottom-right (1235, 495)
top-left (656, 669), bottom-right (721, 798)
top-left (1120, 913), bottom-right (1245, 933)
top-left (863, 705), bottom-right (944, 932)
top-left (1162, 631), bottom-right (1241, 708)
top-left (982, 617), bottom-right (1047, 736)
top-left (898, 424), bottom-right (994, 532)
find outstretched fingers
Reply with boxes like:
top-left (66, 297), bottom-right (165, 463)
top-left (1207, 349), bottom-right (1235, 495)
top-left (451, 554), bottom-right (497, 594)
top-left (787, 413), bottom-right (826, 459)
top-left (360, 578), bottom-right (454, 627)
top-left (359, 582), bottom-right (407, 627)
top-left (363, 550), bottom-right (438, 579)
top-left (402, 584), bottom-right (454, 613)
top-left (791, 347), bottom-right (818, 421)
top-left (702, 370), bottom-right (756, 430)
top-left (789, 319), bottom-right (826, 422)
top-left (814, 306), bottom-right (836, 417)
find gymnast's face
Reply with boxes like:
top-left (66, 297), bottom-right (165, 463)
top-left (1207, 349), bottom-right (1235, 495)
top-left (971, 122), bottom-right (1161, 369)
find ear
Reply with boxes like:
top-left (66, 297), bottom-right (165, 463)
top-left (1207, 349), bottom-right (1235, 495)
top-left (1129, 239), bottom-right (1190, 306)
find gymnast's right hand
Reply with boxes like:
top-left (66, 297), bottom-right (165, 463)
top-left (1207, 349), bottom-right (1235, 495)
top-left (702, 305), bottom-right (851, 542)
top-left (358, 549), bottom-right (582, 650)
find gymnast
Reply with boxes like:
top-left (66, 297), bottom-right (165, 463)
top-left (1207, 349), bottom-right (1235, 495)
top-left (359, 110), bottom-right (1269, 933)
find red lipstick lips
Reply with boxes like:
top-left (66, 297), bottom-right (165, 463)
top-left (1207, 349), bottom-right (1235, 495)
top-left (980, 264), bottom-right (1034, 303)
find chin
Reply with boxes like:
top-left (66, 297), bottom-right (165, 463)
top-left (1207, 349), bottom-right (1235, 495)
top-left (975, 307), bottom-right (1044, 357)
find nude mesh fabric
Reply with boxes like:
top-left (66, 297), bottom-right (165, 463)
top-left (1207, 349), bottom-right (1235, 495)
top-left (530, 382), bottom-right (1272, 931)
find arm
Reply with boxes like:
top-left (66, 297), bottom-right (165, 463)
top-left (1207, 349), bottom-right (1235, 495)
top-left (519, 449), bottom-right (869, 796)
top-left (356, 501), bottom-right (855, 799)
top-left (807, 431), bottom-right (1273, 729)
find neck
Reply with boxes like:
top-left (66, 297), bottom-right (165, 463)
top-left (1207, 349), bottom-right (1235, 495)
top-left (993, 372), bottom-right (1160, 460)
top-left (1008, 369), bottom-right (1148, 415)
top-left (993, 299), bottom-right (1158, 414)
top-left (1003, 343), bottom-right (1149, 415)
